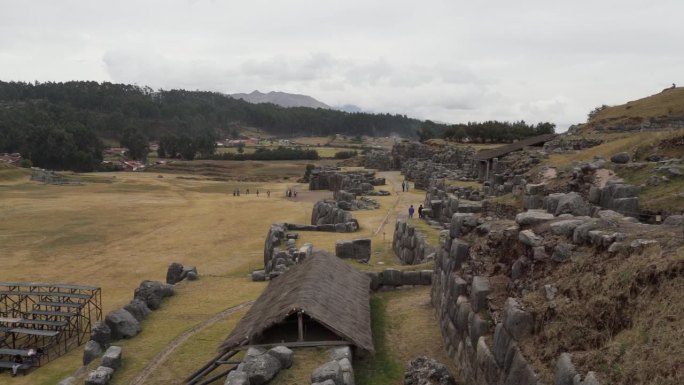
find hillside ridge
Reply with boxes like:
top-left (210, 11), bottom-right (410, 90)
top-left (582, 86), bottom-right (684, 133)
top-left (230, 90), bottom-right (331, 109)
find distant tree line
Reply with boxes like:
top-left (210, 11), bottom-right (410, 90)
top-left (417, 120), bottom-right (555, 143)
top-left (0, 81), bottom-right (422, 170)
top-left (206, 146), bottom-right (320, 161)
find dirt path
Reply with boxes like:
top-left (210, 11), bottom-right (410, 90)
top-left (129, 300), bottom-right (255, 385)
top-left (373, 171), bottom-right (423, 237)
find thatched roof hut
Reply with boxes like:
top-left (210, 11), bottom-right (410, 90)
top-left (220, 250), bottom-right (374, 354)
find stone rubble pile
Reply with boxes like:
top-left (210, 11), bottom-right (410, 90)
top-left (404, 356), bottom-right (457, 385)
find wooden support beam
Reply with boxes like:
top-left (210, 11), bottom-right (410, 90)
top-left (297, 311), bottom-right (304, 342)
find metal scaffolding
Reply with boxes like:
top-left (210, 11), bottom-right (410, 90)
top-left (0, 282), bottom-right (102, 367)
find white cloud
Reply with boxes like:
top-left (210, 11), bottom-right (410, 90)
top-left (1, 0), bottom-right (683, 127)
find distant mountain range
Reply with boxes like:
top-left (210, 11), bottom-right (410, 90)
top-left (230, 90), bottom-right (331, 109)
top-left (229, 90), bottom-right (364, 113)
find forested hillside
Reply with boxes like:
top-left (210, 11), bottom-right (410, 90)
top-left (0, 81), bottom-right (421, 170)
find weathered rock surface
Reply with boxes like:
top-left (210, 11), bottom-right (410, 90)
top-left (123, 298), bottom-right (151, 321)
top-left (335, 238), bottom-right (371, 262)
top-left (105, 309), bottom-right (141, 340)
top-left (267, 346), bottom-right (293, 369)
top-left (610, 152), bottom-right (630, 164)
top-left (516, 210), bottom-right (554, 226)
top-left (83, 340), bottom-right (103, 365)
top-left (84, 366), bottom-right (115, 385)
top-left (133, 280), bottom-right (174, 310)
top-left (242, 352), bottom-right (282, 385)
top-left (311, 361), bottom-right (342, 385)
top-left (90, 321), bottom-right (112, 345)
top-left (102, 345), bottom-right (122, 370)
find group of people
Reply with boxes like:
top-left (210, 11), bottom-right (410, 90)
top-left (232, 188), bottom-right (271, 197)
top-left (408, 204), bottom-right (424, 219)
top-left (9, 348), bottom-right (42, 376)
top-left (401, 180), bottom-right (410, 192)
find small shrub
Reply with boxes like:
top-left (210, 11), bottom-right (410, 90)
top-left (20, 159), bottom-right (32, 168)
top-left (334, 150), bottom-right (358, 159)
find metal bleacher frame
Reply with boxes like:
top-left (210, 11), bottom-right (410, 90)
top-left (0, 282), bottom-right (102, 367)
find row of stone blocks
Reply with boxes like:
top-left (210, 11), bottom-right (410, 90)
top-left (392, 220), bottom-right (436, 265)
top-left (59, 281), bottom-right (176, 385)
top-left (58, 346), bottom-right (122, 385)
top-left (366, 268), bottom-right (432, 291)
top-left (523, 182), bottom-right (639, 218)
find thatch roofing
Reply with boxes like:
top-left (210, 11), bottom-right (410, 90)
top-left (220, 250), bottom-right (374, 353)
top-left (472, 133), bottom-right (557, 161)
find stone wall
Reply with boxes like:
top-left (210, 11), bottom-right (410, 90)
top-left (423, 187), bottom-right (482, 224)
top-left (392, 220), bottom-right (436, 265)
top-left (366, 268), bottom-right (433, 290)
top-left (308, 167), bottom-right (384, 194)
top-left (311, 200), bottom-right (357, 226)
top-left (429, 208), bottom-right (608, 385)
top-left (364, 150), bottom-right (392, 171)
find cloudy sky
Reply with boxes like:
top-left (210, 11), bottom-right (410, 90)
top-left (1, 1), bottom-right (683, 129)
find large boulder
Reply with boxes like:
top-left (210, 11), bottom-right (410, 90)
top-left (610, 152), bottom-right (630, 164)
top-left (90, 321), bottom-right (112, 345)
top-left (267, 346), bottom-right (294, 369)
top-left (311, 361), bottom-right (342, 384)
top-left (105, 309), bottom-right (141, 340)
top-left (101, 346), bottom-right (122, 370)
top-left (664, 215), bottom-right (684, 225)
top-left (550, 218), bottom-right (589, 237)
top-left (242, 351), bottom-right (282, 385)
top-left (124, 299), bottom-right (151, 322)
top-left (133, 280), bottom-right (175, 310)
top-left (516, 210), bottom-right (554, 226)
top-left (84, 366), bottom-right (115, 385)
top-left (554, 192), bottom-right (591, 216)
top-left (166, 262), bottom-right (184, 284)
top-left (83, 340), bottom-right (103, 365)
top-left (518, 229), bottom-right (542, 247)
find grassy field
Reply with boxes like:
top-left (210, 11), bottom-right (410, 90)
top-left (0, 165), bottom-right (451, 384)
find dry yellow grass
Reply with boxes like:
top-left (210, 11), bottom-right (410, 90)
top-left (0, 165), bottom-right (449, 384)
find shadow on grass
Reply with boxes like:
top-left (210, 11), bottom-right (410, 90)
top-left (355, 296), bottom-right (403, 385)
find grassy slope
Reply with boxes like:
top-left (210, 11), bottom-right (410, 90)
top-left (355, 288), bottom-right (460, 385)
top-left (587, 87), bottom-right (684, 129)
